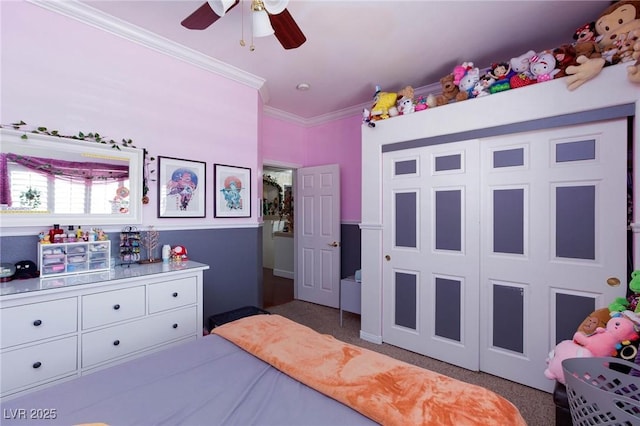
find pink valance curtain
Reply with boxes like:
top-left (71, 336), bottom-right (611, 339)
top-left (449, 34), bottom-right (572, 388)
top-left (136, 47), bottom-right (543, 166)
top-left (0, 153), bottom-right (129, 205)
top-left (0, 153), bottom-right (10, 206)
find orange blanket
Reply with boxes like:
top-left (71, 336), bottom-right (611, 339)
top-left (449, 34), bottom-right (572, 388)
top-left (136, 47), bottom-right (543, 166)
top-left (213, 314), bottom-right (526, 426)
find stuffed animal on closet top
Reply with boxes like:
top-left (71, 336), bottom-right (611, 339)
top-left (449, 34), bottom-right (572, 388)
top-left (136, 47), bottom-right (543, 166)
top-left (369, 86), bottom-right (399, 121)
top-left (529, 51), bottom-right (560, 82)
top-left (508, 50), bottom-right (538, 89)
top-left (627, 29), bottom-right (640, 83)
top-left (573, 21), bottom-right (601, 60)
top-left (396, 86), bottom-right (416, 115)
top-left (428, 73), bottom-right (468, 107)
top-left (566, 0), bottom-right (640, 90)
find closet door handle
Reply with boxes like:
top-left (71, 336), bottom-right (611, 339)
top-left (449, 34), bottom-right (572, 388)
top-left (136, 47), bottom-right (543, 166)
top-left (172, 292), bottom-right (178, 298)
top-left (113, 304), bottom-right (121, 310)
top-left (113, 340), bottom-right (120, 346)
top-left (33, 319), bottom-right (42, 326)
top-left (606, 277), bottom-right (621, 287)
top-left (172, 323), bottom-right (178, 329)
top-left (32, 361), bottom-right (42, 369)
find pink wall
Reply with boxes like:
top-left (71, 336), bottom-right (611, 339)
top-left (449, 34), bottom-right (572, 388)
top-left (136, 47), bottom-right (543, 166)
top-left (1, 1), bottom-right (260, 227)
top-left (261, 115), bottom-right (363, 223)
top-left (306, 116), bottom-right (363, 223)
top-left (2, 1), bottom-right (363, 228)
top-left (261, 117), bottom-right (307, 166)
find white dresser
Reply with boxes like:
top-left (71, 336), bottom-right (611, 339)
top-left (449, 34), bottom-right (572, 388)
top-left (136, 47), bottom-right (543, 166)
top-left (0, 261), bottom-right (209, 400)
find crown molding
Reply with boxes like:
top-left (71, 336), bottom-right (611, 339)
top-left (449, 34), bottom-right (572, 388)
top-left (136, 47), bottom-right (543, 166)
top-left (263, 81), bottom-right (443, 126)
top-left (28, 0), bottom-right (441, 127)
top-left (28, 0), bottom-right (267, 98)
top-left (262, 106), bottom-right (310, 125)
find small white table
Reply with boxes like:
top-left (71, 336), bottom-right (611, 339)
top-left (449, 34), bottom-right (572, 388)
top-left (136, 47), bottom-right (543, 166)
top-left (339, 276), bottom-right (361, 326)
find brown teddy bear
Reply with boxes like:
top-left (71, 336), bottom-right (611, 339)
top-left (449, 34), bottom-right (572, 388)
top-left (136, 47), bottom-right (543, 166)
top-left (433, 74), bottom-right (467, 106)
top-left (575, 41), bottom-right (601, 60)
top-left (553, 44), bottom-right (577, 78)
top-left (397, 85), bottom-right (414, 101)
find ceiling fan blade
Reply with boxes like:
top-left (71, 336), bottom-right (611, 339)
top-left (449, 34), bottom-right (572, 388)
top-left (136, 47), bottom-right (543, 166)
top-left (181, 1), bottom-right (239, 30)
top-left (268, 9), bottom-right (306, 50)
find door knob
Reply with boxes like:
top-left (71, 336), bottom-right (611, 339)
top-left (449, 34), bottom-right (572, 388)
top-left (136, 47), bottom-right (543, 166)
top-left (606, 277), bottom-right (621, 287)
top-left (328, 241), bottom-right (340, 247)
top-left (385, 255), bottom-right (391, 261)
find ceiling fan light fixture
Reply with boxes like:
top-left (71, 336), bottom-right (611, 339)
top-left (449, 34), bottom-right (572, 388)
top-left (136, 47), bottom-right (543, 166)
top-left (263, 0), bottom-right (289, 15)
top-left (208, 0), bottom-right (236, 17)
top-left (252, 9), bottom-right (275, 37)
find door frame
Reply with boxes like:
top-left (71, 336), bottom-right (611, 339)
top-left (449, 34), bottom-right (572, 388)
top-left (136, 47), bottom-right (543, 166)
top-left (262, 160), bottom-right (301, 299)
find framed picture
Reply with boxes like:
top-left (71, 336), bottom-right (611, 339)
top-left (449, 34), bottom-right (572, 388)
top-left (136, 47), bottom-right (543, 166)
top-left (157, 156), bottom-right (206, 218)
top-left (214, 164), bottom-right (251, 218)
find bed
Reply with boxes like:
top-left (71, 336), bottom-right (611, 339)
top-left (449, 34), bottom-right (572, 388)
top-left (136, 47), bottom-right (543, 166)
top-left (0, 314), bottom-right (525, 425)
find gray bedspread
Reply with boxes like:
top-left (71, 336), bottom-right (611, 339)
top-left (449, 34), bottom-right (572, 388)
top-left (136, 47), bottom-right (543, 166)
top-left (0, 335), bottom-right (376, 425)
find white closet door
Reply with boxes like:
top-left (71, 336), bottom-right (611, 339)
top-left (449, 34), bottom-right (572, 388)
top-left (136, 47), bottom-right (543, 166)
top-left (479, 119), bottom-right (628, 392)
top-left (382, 140), bottom-right (480, 370)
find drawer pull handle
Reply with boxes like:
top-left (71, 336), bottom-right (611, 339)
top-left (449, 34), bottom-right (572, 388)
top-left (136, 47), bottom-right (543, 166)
top-left (113, 340), bottom-right (120, 346)
top-left (33, 319), bottom-right (42, 326)
top-left (172, 323), bottom-right (178, 329)
top-left (32, 362), bottom-right (42, 369)
top-left (172, 292), bottom-right (178, 298)
top-left (113, 304), bottom-right (121, 310)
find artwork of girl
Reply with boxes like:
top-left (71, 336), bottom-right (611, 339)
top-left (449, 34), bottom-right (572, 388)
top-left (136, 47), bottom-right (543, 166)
top-left (220, 175), bottom-right (243, 210)
top-left (167, 168), bottom-right (198, 211)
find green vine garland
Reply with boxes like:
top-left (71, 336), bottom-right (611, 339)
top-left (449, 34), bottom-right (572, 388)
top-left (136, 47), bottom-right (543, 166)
top-left (263, 174), bottom-right (283, 215)
top-left (263, 174), bottom-right (283, 194)
top-left (1, 120), bottom-right (156, 202)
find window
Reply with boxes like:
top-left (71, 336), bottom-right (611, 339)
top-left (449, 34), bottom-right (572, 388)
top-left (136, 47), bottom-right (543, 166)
top-left (7, 161), bottom-right (129, 214)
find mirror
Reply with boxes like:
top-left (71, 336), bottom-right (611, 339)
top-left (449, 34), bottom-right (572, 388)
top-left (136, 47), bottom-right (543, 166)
top-left (0, 128), bottom-right (143, 227)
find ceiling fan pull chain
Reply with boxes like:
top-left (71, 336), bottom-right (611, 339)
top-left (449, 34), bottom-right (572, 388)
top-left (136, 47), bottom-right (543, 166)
top-left (181, 0), bottom-right (305, 50)
top-left (240, 0), bottom-right (246, 47)
top-left (250, 1), bottom-right (256, 51)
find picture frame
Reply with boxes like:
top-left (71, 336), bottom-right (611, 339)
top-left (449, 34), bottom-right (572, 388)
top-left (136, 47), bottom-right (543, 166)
top-left (157, 156), bottom-right (206, 218)
top-left (214, 164), bottom-right (251, 218)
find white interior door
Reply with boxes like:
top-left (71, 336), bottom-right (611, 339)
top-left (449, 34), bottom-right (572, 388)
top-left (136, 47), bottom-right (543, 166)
top-left (382, 140), bottom-right (480, 370)
top-left (479, 119), bottom-right (628, 392)
top-left (296, 164), bottom-right (341, 308)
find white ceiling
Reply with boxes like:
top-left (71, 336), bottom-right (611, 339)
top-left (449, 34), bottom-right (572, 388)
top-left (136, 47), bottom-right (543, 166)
top-left (77, 1), bottom-right (610, 122)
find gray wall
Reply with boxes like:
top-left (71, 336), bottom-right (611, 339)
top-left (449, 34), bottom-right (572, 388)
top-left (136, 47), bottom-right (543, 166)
top-left (1, 223), bottom-right (362, 326)
top-left (1, 228), bottom-right (261, 329)
top-left (341, 223), bottom-right (361, 279)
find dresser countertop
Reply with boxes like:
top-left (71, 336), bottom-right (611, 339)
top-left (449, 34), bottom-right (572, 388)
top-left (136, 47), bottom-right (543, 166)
top-left (1, 260), bottom-right (209, 297)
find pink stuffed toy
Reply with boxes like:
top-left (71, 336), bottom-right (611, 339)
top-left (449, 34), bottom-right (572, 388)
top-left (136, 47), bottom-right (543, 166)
top-left (573, 311), bottom-right (640, 357)
top-left (544, 310), bottom-right (640, 384)
top-left (544, 340), bottom-right (593, 384)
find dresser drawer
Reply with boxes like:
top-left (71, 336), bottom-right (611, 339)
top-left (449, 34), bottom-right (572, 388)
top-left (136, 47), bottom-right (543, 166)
top-left (82, 286), bottom-right (145, 330)
top-left (0, 336), bottom-right (77, 395)
top-left (1, 298), bottom-right (78, 349)
top-left (82, 307), bottom-right (196, 368)
top-left (148, 276), bottom-right (197, 313)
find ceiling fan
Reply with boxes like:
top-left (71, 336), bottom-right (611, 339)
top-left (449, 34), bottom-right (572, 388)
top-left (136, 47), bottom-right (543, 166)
top-left (181, 0), bottom-right (306, 50)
